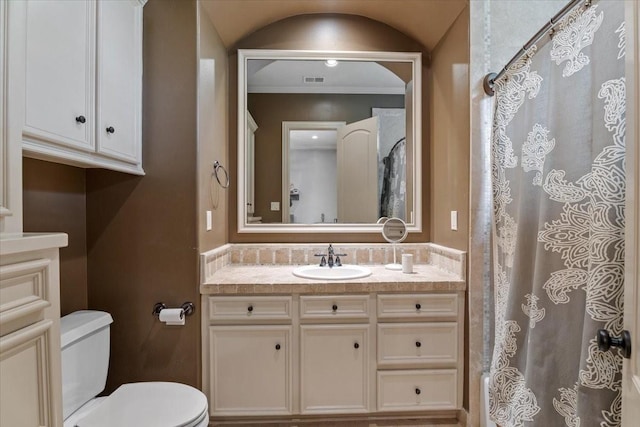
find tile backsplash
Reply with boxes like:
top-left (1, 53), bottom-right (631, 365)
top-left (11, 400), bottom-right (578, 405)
top-left (201, 243), bottom-right (466, 284)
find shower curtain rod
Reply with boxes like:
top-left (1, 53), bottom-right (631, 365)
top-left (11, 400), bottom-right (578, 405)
top-left (483, 0), bottom-right (588, 96)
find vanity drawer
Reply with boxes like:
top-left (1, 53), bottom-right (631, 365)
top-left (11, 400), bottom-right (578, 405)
top-left (377, 369), bottom-right (458, 412)
top-left (377, 323), bottom-right (458, 367)
top-left (300, 295), bottom-right (370, 321)
top-left (0, 258), bottom-right (52, 336)
top-left (377, 293), bottom-right (458, 320)
top-left (207, 296), bottom-right (292, 322)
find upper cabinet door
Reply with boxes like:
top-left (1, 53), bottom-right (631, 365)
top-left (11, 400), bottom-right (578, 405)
top-left (23, 0), bottom-right (95, 151)
top-left (96, 0), bottom-right (142, 164)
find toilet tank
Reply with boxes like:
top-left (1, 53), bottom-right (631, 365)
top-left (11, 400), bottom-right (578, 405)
top-left (60, 310), bottom-right (113, 420)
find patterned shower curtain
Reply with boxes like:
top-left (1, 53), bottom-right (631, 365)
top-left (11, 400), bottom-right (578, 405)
top-left (489, 1), bottom-right (626, 426)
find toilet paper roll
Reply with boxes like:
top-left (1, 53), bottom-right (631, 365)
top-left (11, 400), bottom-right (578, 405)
top-left (402, 253), bottom-right (414, 274)
top-left (159, 308), bottom-right (185, 326)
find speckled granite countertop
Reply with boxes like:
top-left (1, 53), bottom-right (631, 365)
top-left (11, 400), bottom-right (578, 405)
top-left (200, 264), bottom-right (465, 295)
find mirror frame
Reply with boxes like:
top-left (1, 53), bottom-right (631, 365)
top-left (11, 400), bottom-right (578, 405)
top-left (237, 49), bottom-right (422, 234)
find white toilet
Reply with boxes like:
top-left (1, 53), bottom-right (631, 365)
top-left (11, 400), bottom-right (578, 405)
top-left (61, 310), bottom-right (209, 427)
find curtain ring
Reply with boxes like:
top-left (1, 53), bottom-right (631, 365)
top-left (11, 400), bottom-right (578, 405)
top-left (213, 161), bottom-right (229, 188)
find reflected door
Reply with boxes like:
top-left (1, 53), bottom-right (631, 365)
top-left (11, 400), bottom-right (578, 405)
top-left (337, 116), bottom-right (378, 223)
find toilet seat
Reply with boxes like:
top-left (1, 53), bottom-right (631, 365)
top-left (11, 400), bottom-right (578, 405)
top-left (72, 382), bottom-right (208, 427)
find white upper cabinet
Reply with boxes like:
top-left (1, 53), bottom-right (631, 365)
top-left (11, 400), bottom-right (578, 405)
top-left (96, 0), bottom-right (142, 164)
top-left (23, 0), bottom-right (95, 152)
top-left (15, 0), bottom-right (145, 175)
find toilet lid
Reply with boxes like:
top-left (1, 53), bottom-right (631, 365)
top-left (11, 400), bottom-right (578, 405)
top-left (74, 382), bottom-right (208, 427)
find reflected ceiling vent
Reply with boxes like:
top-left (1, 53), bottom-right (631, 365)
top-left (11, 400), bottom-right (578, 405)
top-left (303, 76), bottom-right (324, 84)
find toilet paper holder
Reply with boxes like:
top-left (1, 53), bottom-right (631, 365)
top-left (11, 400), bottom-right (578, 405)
top-left (152, 302), bottom-right (195, 317)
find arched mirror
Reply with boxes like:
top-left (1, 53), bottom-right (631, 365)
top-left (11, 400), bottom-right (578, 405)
top-left (237, 49), bottom-right (422, 234)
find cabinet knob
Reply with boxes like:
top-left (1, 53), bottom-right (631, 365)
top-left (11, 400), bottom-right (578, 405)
top-left (275, 344), bottom-right (281, 350)
top-left (247, 305), bottom-right (254, 312)
top-left (415, 303), bottom-right (421, 310)
top-left (75, 115), bottom-right (86, 124)
top-left (353, 342), bottom-right (359, 349)
top-left (415, 341), bottom-right (422, 348)
top-left (106, 126), bottom-right (115, 134)
top-left (415, 388), bottom-right (421, 395)
top-left (332, 304), bottom-right (338, 311)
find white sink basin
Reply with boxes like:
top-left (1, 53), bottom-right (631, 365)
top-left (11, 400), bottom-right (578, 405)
top-left (292, 264), bottom-right (372, 281)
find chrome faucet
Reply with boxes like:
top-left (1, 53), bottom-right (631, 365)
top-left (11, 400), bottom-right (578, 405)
top-left (327, 244), bottom-right (335, 267)
top-left (315, 244), bottom-right (347, 268)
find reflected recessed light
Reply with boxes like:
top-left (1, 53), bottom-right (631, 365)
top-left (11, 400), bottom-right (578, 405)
top-left (311, 135), bottom-right (319, 139)
top-left (325, 59), bottom-right (338, 67)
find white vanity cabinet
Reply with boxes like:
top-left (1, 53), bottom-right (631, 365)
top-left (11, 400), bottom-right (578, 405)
top-left (0, 233), bottom-right (68, 427)
top-left (12, 0), bottom-right (144, 175)
top-left (203, 291), bottom-right (463, 422)
top-left (205, 296), bottom-right (293, 416)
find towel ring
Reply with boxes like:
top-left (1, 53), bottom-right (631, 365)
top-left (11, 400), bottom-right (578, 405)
top-left (213, 161), bottom-right (229, 188)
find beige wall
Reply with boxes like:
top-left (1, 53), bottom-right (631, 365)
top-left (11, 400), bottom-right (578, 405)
top-left (228, 13), bottom-right (431, 243)
top-left (22, 158), bottom-right (88, 316)
top-left (198, 3), bottom-right (229, 251)
top-left (86, 0), bottom-right (201, 393)
top-left (429, 5), bottom-right (470, 412)
top-left (429, 8), bottom-right (470, 253)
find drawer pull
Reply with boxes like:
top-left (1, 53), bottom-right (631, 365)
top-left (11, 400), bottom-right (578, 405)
top-left (75, 115), bottom-right (86, 124)
top-left (354, 342), bottom-right (360, 349)
top-left (275, 344), bottom-right (281, 350)
top-left (415, 388), bottom-right (421, 395)
top-left (415, 341), bottom-right (422, 348)
top-left (106, 126), bottom-right (115, 134)
top-left (332, 304), bottom-right (338, 311)
top-left (247, 305), bottom-right (254, 312)
top-left (415, 303), bottom-right (421, 310)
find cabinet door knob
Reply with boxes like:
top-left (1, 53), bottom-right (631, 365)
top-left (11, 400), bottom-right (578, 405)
top-left (106, 126), bottom-right (115, 134)
top-left (415, 341), bottom-right (422, 348)
top-left (353, 342), bottom-right (359, 349)
top-left (415, 303), bottom-right (421, 310)
top-left (247, 305), bottom-right (254, 312)
top-left (415, 388), bottom-right (421, 395)
top-left (332, 304), bottom-right (338, 311)
top-left (75, 115), bottom-right (86, 124)
top-left (275, 344), bottom-right (281, 350)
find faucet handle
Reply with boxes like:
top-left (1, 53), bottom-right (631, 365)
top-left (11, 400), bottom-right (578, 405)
top-left (335, 256), bottom-right (342, 267)
top-left (314, 254), bottom-right (327, 266)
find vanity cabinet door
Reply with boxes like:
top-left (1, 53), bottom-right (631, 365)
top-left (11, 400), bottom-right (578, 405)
top-left (0, 321), bottom-right (58, 427)
top-left (209, 325), bottom-right (292, 416)
top-left (300, 324), bottom-right (370, 414)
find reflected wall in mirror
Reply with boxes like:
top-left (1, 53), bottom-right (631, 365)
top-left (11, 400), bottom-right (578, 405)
top-left (238, 50), bottom-right (421, 233)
